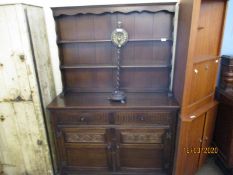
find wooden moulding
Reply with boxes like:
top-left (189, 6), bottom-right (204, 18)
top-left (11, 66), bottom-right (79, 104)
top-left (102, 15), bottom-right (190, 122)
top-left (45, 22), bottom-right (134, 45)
top-left (52, 3), bottom-right (176, 17)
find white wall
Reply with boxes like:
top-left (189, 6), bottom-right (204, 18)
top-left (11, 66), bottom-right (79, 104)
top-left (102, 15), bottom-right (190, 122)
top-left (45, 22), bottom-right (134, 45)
top-left (221, 0), bottom-right (233, 55)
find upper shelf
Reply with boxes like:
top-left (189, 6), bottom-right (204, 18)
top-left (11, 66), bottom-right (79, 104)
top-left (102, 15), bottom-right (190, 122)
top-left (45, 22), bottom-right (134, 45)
top-left (57, 38), bottom-right (173, 44)
top-left (60, 64), bottom-right (172, 69)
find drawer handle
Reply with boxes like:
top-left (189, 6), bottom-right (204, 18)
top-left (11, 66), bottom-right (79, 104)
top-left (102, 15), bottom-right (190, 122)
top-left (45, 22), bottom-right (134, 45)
top-left (139, 116), bottom-right (144, 121)
top-left (80, 116), bottom-right (86, 122)
top-left (107, 144), bottom-right (112, 150)
top-left (190, 115), bottom-right (196, 119)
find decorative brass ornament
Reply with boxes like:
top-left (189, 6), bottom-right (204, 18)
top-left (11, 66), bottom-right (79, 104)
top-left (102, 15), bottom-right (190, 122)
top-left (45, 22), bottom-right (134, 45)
top-left (111, 21), bottom-right (128, 48)
top-left (109, 21), bottom-right (128, 103)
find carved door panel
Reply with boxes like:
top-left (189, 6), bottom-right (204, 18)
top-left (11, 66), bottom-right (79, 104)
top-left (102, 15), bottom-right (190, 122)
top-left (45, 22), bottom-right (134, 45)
top-left (56, 127), bottom-right (112, 171)
top-left (115, 128), bottom-right (171, 173)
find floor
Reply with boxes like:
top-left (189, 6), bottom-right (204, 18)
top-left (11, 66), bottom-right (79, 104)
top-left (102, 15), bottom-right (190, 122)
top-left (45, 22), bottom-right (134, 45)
top-left (196, 157), bottom-right (224, 175)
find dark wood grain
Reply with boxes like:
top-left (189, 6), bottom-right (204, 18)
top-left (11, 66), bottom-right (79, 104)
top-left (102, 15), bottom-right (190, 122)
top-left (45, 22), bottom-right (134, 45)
top-left (55, 8), bottom-right (174, 93)
top-left (49, 3), bottom-right (179, 175)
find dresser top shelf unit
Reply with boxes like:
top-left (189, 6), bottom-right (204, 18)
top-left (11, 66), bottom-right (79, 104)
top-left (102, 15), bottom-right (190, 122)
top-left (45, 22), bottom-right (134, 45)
top-left (54, 3), bottom-right (177, 94)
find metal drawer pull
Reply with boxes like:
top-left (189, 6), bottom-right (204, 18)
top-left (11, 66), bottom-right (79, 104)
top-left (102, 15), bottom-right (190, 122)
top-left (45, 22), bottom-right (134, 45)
top-left (194, 69), bottom-right (198, 74)
top-left (107, 144), bottom-right (111, 150)
top-left (139, 116), bottom-right (144, 121)
top-left (190, 115), bottom-right (196, 119)
top-left (80, 116), bottom-right (86, 122)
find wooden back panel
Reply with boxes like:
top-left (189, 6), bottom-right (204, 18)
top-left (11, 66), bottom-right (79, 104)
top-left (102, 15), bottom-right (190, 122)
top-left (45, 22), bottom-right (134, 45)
top-left (53, 4), bottom-right (175, 92)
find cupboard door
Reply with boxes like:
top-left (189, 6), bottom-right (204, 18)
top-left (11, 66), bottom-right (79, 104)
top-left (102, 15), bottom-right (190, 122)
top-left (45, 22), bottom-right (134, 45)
top-left (189, 59), bottom-right (219, 105)
top-left (57, 127), bottom-right (112, 171)
top-left (116, 128), bottom-right (171, 173)
top-left (199, 104), bottom-right (218, 168)
top-left (184, 114), bottom-right (205, 175)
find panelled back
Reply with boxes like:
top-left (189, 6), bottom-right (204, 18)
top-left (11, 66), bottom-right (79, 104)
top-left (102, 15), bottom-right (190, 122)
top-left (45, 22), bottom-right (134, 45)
top-left (54, 5), bottom-right (175, 92)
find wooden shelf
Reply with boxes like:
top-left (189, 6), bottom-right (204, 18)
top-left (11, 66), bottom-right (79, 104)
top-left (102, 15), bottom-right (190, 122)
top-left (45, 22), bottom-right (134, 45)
top-left (61, 65), bottom-right (116, 69)
top-left (122, 65), bottom-right (171, 68)
top-left (60, 64), bottom-right (171, 69)
top-left (57, 38), bottom-right (173, 44)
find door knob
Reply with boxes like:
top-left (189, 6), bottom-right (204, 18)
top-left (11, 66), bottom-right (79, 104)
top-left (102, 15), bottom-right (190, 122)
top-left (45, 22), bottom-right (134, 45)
top-left (139, 116), bottom-right (144, 121)
top-left (116, 145), bottom-right (120, 149)
top-left (194, 69), bottom-right (198, 74)
top-left (107, 144), bottom-right (112, 150)
top-left (80, 116), bottom-right (86, 121)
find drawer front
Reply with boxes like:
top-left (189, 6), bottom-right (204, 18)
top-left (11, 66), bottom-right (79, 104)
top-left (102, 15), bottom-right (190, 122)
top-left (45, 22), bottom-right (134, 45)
top-left (115, 111), bottom-right (172, 125)
top-left (53, 110), bottom-right (109, 125)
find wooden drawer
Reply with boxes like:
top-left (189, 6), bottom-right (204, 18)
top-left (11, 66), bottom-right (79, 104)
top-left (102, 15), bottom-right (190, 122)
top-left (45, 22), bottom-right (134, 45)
top-left (114, 111), bottom-right (172, 125)
top-left (52, 110), bottom-right (109, 125)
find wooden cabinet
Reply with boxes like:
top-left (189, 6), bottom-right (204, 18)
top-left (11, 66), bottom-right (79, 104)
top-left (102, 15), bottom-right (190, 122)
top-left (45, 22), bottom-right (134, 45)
top-left (49, 106), bottom-right (179, 174)
top-left (173, 0), bottom-right (227, 174)
top-left (175, 103), bottom-right (218, 175)
top-left (214, 56), bottom-right (233, 174)
top-left (174, 0), bottom-right (226, 115)
top-left (48, 3), bottom-right (180, 175)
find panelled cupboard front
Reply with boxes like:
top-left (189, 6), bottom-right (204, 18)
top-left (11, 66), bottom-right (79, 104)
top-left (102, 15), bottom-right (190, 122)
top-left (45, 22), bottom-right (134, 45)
top-left (50, 107), bottom-right (178, 174)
